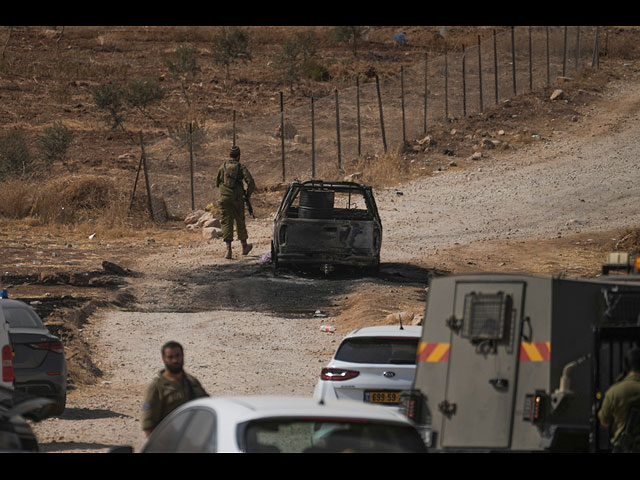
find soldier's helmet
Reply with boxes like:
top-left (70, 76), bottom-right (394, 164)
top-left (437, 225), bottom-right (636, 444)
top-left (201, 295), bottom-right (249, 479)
top-left (230, 146), bottom-right (241, 158)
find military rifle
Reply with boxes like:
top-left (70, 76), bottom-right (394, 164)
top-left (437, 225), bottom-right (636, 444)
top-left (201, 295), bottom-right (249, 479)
top-left (243, 185), bottom-right (255, 218)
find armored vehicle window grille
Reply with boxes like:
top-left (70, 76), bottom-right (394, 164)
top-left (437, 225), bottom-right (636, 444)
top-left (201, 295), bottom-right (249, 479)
top-left (602, 290), bottom-right (640, 326)
top-left (461, 293), bottom-right (509, 341)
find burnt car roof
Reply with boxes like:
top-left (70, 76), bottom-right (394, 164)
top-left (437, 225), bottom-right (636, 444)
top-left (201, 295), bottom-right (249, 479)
top-left (287, 180), bottom-right (373, 192)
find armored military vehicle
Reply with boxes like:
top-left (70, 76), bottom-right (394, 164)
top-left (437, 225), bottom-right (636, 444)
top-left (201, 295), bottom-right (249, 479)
top-left (401, 272), bottom-right (640, 452)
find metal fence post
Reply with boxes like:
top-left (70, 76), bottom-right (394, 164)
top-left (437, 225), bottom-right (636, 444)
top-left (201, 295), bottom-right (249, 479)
top-left (401, 66), bottom-right (406, 143)
top-left (335, 88), bottom-right (342, 170)
top-left (563, 26), bottom-right (568, 76)
top-left (375, 75), bottom-right (387, 153)
top-left (444, 40), bottom-right (449, 120)
top-left (493, 30), bottom-right (499, 104)
top-left (462, 44), bottom-right (467, 117)
top-left (356, 77), bottom-right (361, 157)
top-left (424, 52), bottom-right (428, 133)
top-left (478, 35), bottom-right (483, 113)
top-left (546, 26), bottom-right (550, 86)
top-left (575, 26), bottom-right (581, 70)
top-left (529, 26), bottom-right (533, 91)
top-left (511, 26), bottom-right (517, 96)
top-left (280, 91), bottom-right (285, 182)
top-left (311, 96), bottom-right (315, 179)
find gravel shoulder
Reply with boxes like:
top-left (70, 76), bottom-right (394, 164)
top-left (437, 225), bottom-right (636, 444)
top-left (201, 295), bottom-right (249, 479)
top-left (30, 76), bottom-right (640, 453)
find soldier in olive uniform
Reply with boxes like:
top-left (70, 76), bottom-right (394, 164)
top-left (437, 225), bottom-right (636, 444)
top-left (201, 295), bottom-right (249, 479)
top-left (598, 347), bottom-right (640, 451)
top-left (141, 341), bottom-right (209, 437)
top-left (216, 146), bottom-right (256, 259)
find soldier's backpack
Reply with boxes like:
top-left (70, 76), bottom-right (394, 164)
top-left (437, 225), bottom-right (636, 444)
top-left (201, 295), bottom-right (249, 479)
top-left (223, 160), bottom-right (242, 189)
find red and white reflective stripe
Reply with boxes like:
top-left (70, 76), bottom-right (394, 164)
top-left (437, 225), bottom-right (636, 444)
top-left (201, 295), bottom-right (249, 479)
top-left (417, 342), bottom-right (450, 363)
top-left (519, 342), bottom-right (551, 361)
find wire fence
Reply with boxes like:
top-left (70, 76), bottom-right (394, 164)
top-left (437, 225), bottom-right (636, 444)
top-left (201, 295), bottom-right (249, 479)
top-left (143, 26), bottom-right (601, 217)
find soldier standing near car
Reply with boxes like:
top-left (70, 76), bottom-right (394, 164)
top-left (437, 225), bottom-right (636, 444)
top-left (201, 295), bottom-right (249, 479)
top-left (598, 347), bottom-right (640, 451)
top-left (141, 341), bottom-right (209, 437)
top-left (215, 145), bottom-right (256, 259)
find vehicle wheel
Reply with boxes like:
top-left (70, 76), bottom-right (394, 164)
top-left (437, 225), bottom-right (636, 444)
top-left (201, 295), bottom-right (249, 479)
top-left (366, 257), bottom-right (380, 277)
top-left (50, 392), bottom-right (66, 417)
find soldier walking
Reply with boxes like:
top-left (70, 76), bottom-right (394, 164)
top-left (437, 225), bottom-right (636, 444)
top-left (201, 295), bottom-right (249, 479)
top-left (216, 146), bottom-right (255, 259)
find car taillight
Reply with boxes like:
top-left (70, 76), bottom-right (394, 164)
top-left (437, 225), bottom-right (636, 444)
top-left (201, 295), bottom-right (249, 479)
top-left (2, 344), bottom-right (14, 382)
top-left (321, 368), bottom-right (359, 381)
top-left (30, 341), bottom-right (64, 354)
top-left (399, 390), bottom-right (425, 422)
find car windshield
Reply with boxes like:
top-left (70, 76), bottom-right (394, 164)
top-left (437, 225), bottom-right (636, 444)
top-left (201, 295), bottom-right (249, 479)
top-left (334, 337), bottom-right (419, 364)
top-left (2, 306), bottom-right (45, 329)
top-left (242, 418), bottom-right (426, 453)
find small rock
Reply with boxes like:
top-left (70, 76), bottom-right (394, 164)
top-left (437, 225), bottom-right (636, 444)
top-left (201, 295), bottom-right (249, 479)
top-left (481, 138), bottom-right (495, 149)
top-left (202, 227), bottom-right (222, 240)
top-left (550, 89), bottom-right (564, 101)
top-left (202, 218), bottom-right (222, 229)
top-left (344, 172), bottom-right (363, 182)
top-left (184, 210), bottom-right (206, 225)
top-left (196, 211), bottom-right (216, 227)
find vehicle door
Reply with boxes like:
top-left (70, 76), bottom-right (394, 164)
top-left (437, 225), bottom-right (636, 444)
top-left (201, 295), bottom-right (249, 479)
top-left (440, 281), bottom-right (525, 449)
top-left (142, 407), bottom-right (217, 453)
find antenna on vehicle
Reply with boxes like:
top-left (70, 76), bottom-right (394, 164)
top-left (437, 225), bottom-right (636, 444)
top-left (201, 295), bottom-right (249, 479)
top-left (399, 316), bottom-right (404, 330)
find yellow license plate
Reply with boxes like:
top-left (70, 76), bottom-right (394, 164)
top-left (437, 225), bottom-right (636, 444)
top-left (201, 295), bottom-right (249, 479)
top-left (365, 391), bottom-right (400, 404)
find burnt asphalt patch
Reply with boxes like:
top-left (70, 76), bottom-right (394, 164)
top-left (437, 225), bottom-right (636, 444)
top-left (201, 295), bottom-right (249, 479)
top-left (159, 261), bottom-right (435, 318)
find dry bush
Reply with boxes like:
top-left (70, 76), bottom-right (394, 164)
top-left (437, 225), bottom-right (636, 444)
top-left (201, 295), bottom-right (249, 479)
top-left (614, 227), bottom-right (640, 252)
top-left (0, 179), bottom-right (35, 218)
top-left (352, 149), bottom-right (415, 188)
top-left (26, 175), bottom-right (150, 233)
top-left (609, 35), bottom-right (640, 60)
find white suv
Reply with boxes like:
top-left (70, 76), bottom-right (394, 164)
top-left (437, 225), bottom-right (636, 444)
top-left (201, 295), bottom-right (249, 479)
top-left (313, 325), bottom-right (422, 408)
top-left (0, 289), bottom-right (14, 390)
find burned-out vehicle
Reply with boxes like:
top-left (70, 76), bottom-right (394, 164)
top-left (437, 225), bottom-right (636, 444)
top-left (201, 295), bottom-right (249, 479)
top-left (271, 181), bottom-right (382, 273)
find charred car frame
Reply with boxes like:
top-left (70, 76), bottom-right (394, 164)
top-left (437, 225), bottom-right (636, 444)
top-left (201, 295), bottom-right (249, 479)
top-left (271, 180), bottom-right (382, 273)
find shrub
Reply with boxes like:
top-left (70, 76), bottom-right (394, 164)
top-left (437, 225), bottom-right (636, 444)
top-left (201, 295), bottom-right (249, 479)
top-left (91, 82), bottom-right (125, 129)
top-left (124, 77), bottom-right (164, 117)
top-left (212, 27), bottom-right (252, 80)
top-left (0, 130), bottom-right (33, 181)
top-left (37, 121), bottom-right (74, 170)
top-left (301, 59), bottom-right (330, 82)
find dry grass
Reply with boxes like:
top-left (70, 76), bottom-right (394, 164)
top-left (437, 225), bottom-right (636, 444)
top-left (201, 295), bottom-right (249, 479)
top-left (613, 227), bottom-right (640, 252)
top-left (350, 149), bottom-right (420, 188)
top-left (0, 179), bottom-right (34, 218)
top-left (0, 175), bottom-right (161, 237)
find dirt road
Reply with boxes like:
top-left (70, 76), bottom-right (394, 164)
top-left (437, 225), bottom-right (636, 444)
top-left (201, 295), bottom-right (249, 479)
top-left (30, 76), bottom-right (640, 453)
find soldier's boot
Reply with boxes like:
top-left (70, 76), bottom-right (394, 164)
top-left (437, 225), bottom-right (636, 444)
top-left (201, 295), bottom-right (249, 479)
top-left (225, 241), bottom-right (232, 259)
top-left (241, 241), bottom-right (253, 256)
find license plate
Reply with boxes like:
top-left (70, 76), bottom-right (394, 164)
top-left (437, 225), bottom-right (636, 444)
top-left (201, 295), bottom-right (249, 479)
top-left (365, 391), bottom-right (400, 404)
